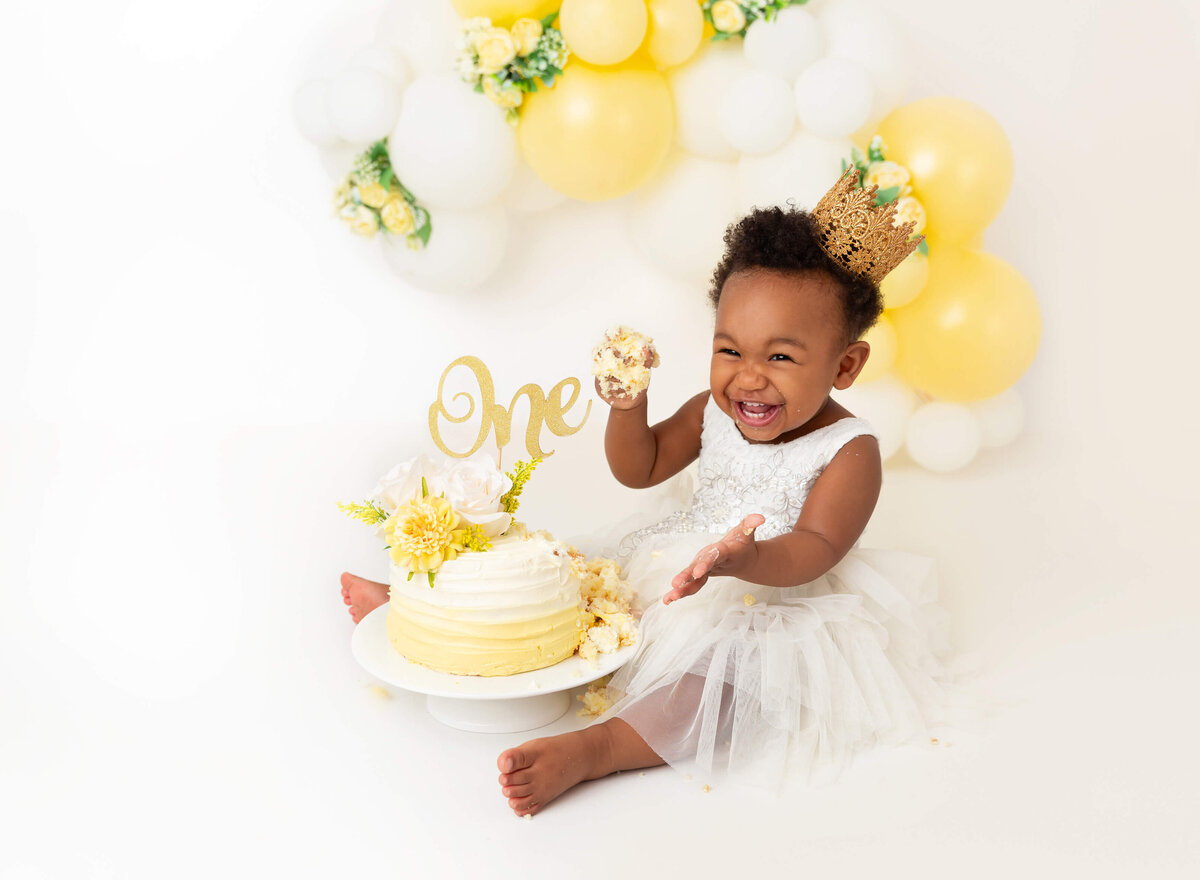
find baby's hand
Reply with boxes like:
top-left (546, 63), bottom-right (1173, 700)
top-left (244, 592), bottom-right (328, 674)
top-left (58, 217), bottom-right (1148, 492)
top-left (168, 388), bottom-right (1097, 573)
top-left (663, 514), bottom-right (766, 605)
top-left (591, 326), bottom-right (660, 408)
top-left (594, 345), bottom-right (655, 410)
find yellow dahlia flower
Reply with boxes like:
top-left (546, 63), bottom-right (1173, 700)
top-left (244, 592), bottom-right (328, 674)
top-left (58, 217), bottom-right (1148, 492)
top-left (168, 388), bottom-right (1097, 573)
top-left (380, 197), bottom-right (415, 235)
top-left (711, 1), bottom-right (747, 34)
top-left (510, 17), bottom-right (543, 57)
top-left (385, 495), bottom-right (467, 573)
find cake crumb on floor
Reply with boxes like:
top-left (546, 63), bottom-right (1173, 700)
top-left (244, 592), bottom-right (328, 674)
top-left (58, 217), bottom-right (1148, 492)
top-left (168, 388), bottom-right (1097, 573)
top-left (367, 685), bottom-right (391, 700)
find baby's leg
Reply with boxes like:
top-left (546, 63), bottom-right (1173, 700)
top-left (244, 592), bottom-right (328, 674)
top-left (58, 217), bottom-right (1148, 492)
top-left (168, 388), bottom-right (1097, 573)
top-left (496, 719), bottom-right (663, 816)
top-left (340, 572), bottom-right (388, 623)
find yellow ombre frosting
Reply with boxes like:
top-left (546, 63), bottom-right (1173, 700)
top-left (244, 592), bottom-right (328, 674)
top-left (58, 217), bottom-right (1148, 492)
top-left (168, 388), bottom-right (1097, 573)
top-left (386, 531), bottom-right (586, 676)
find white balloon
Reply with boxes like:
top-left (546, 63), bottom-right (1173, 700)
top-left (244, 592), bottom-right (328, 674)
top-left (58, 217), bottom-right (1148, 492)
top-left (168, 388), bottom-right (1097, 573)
top-left (501, 161), bottom-right (568, 214)
top-left (318, 142), bottom-right (361, 180)
top-left (668, 41), bottom-right (749, 160)
top-left (327, 68), bottom-right (402, 144)
top-left (629, 154), bottom-right (738, 284)
top-left (352, 43), bottom-right (411, 91)
top-left (906, 401), bottom-right (983, 473)
top-left (794, 57), bottom-right (873, 138)
top-left (743, 7), bottom-right (823, 81)
top-left (380, 205), bottom-right (509, 293)
top-left (833, 375), bottom-right (917, 461)
top-left (388, 74), bottom-right (517, 210)
top-left (816, 0), bottom-right (910, 124)
top-left (970, 389), bottom-right (1026, 449)
top-left (719, 70), bottom-right (796, 155)
top-left (735, 131), bottom-right (852, 213)
top-left (292, 79), bottom-right (340, 147)
top-left (376, 0), bottom-right (459, 76)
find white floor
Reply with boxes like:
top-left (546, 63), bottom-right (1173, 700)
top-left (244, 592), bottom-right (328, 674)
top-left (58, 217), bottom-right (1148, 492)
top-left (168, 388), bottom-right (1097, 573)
top-left (3, 0), bottom-right (1198, 877)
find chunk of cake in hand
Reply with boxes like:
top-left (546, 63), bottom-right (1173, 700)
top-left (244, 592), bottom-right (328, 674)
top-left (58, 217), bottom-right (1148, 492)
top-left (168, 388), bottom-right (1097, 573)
top-left (591, 325), bottom-right (661, 400)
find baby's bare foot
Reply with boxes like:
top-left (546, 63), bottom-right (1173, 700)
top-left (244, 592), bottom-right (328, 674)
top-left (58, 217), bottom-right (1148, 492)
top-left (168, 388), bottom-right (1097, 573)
top-left (496, 730), bottom-right (606, 817)
top-left (340, 572), bottom-right (389, 623)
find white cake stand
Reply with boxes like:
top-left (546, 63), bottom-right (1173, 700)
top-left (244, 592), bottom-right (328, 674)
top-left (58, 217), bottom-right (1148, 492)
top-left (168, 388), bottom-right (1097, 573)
top-left (352, 605), bottom-right (637, 733)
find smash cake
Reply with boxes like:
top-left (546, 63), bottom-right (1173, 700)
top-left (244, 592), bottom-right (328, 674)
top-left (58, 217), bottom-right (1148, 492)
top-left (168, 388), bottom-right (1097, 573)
top-left (341, 454), bottom-right (635, 677)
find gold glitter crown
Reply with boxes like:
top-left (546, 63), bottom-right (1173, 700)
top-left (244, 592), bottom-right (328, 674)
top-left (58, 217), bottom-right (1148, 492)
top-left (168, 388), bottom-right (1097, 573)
top-left (811, 166), bottom-right (923, 285)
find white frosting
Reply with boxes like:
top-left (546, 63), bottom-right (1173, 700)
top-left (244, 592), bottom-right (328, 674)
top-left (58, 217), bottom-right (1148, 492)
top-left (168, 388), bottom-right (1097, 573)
top-left (388, 532), bottom-right (582, 623)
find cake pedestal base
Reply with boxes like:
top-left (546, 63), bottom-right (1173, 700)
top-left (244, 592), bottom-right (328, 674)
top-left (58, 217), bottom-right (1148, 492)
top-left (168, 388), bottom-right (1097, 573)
top-left (352, 605), bottom-right (637, 734)
top-left (426, 692), bottom-right (571, 733)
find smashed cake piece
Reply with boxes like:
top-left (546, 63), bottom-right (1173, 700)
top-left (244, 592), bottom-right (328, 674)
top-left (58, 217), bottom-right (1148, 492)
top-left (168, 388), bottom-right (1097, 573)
top-left (591, 325), bottom-right (661, 399)
top-left (577, 675), bottom-right (616, 718)
top-left (570, 553), bottom-right (638, 665)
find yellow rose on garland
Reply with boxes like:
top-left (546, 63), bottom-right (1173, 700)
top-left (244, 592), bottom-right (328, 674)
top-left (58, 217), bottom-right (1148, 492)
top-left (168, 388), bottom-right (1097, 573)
top-left (710, 1), bottom-right (747, 34)
top-left (385, 494), bottom-right (468, 576)
top-left (482, 76), bottom-right (523, 110)
top-left (475, 26), bottom-right (518, 74)
top-left (357, 180), bottom-right (389, 209)
top-left (380, 197), bottom-right (415, 235)
top-left (345, 204), bottom-right (379, 237)
top-left (893, 196), bottom-right (927, 236)
top-left (865, 160), bottom-right (911, 197)
top-left (510, 17), bottom-right (543, 57)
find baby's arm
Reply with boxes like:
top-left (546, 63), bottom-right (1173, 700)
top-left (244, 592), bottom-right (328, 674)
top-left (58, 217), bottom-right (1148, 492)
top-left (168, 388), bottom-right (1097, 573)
top-left (603, 388), bottom-right (707, 489)
top-left (665, 435), bottom-right (882, 600)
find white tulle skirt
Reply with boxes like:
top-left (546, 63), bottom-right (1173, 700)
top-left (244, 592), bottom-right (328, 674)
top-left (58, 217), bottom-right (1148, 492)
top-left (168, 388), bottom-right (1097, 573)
top-left (593, 531), bottom-right (958, 790)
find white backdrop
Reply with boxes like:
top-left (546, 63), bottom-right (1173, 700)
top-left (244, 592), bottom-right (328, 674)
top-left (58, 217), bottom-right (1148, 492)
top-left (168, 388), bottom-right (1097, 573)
top-left (2, 1), bottom-right (1198, 877)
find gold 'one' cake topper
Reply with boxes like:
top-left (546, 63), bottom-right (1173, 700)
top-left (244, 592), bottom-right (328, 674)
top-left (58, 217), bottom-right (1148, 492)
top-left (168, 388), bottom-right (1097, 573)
top-left (429, 355), bottom-right (591, 460)
top-left (811, 165), bottom-right (923, 284)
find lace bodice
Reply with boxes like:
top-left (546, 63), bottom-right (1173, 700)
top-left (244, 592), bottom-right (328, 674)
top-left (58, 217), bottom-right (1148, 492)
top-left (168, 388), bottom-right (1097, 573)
top-left (620, 397), bottom-right (875, 554)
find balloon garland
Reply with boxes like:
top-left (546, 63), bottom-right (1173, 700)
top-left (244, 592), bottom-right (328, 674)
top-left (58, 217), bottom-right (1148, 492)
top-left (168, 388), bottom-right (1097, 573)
top-left (293, 0), bottom-right (1041, 473)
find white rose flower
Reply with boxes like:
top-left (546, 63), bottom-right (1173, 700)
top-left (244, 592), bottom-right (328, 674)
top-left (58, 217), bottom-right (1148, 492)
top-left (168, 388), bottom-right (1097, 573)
top-left (711, 1), bottom-right (747, 34)
top-left (864, 160), bottom-right (911, 196)
top-left (371, 454), bottom-right (441, 515)
top-left (434, 454), bottom-right (513, 538)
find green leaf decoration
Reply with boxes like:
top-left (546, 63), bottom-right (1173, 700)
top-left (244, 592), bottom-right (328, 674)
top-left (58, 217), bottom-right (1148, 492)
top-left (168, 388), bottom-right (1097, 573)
top-left (873, 186), bottom-right (900, 205)
top-left (917, 239), bottom-right (930, 256)
top-left (427, 571), bottom-right (436, 588)
top-left (407, 570), bottom-right (415, 582)
top-left (540, 11), bottom-right (557, 27)
top-left (421, 476), bottom-right (429, 498)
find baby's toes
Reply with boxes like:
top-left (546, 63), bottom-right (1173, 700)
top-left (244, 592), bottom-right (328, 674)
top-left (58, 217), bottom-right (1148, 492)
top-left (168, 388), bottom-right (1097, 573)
top-left (502, 783), bottom-right (532, 799)
top-left (509, 796), bottom-right (537, 815)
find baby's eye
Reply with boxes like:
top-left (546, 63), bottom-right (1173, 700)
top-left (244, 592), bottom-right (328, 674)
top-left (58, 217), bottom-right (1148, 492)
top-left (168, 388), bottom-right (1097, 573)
top-left (717, 348), bottom-right (739, 357)
top-left (769, 353), bottom-right (794, 362)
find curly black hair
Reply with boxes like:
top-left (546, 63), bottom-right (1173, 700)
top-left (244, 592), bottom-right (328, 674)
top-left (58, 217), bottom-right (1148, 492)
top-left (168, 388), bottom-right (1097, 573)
top-left (708, 205), bottom-right (883, 342)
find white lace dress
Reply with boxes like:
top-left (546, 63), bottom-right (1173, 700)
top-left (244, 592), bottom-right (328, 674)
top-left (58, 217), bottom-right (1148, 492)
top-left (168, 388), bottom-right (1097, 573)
top-left (594, 397), bottom-right (954, 789)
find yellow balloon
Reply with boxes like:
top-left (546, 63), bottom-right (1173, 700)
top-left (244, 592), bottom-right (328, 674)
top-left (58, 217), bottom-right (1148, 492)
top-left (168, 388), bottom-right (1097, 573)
top-left (858, 314), bottom-right (897, 384)
top-left (450, 0), bottom-right (559, 27)
top-left (880, 250), bottom-right (928, 310)
top-left (519, 64), bottom-right (674, 201)
top-left (876, 98), bottom-right (1013, 246)
top-left (646, 0), bottom-right (704, 68)
top-left (891, 248), bottom-right (1041, 402)
top-left (559, 0), bottom-right (648, 66)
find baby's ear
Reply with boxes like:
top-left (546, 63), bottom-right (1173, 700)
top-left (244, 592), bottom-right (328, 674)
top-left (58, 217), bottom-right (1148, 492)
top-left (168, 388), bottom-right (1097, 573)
top-left (833, 340), bottom-right (870, 390)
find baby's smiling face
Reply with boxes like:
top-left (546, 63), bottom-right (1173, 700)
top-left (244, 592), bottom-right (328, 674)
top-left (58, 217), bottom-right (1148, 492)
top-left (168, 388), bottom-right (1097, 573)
top-left (709, 269), bottom-right (867, 444)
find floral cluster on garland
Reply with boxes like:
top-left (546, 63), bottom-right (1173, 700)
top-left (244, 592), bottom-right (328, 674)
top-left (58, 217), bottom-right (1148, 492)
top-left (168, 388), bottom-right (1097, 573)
top-left (456, 14), bottom-right (569, 123)
top-left (843, 136), bottom-right (930, 255)
top-left (333, 139), bottom-right (432, 247)
top-left (340, 454), bottom-right (539, 586)
top-left (704, 0), bottom-right (809, 40)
